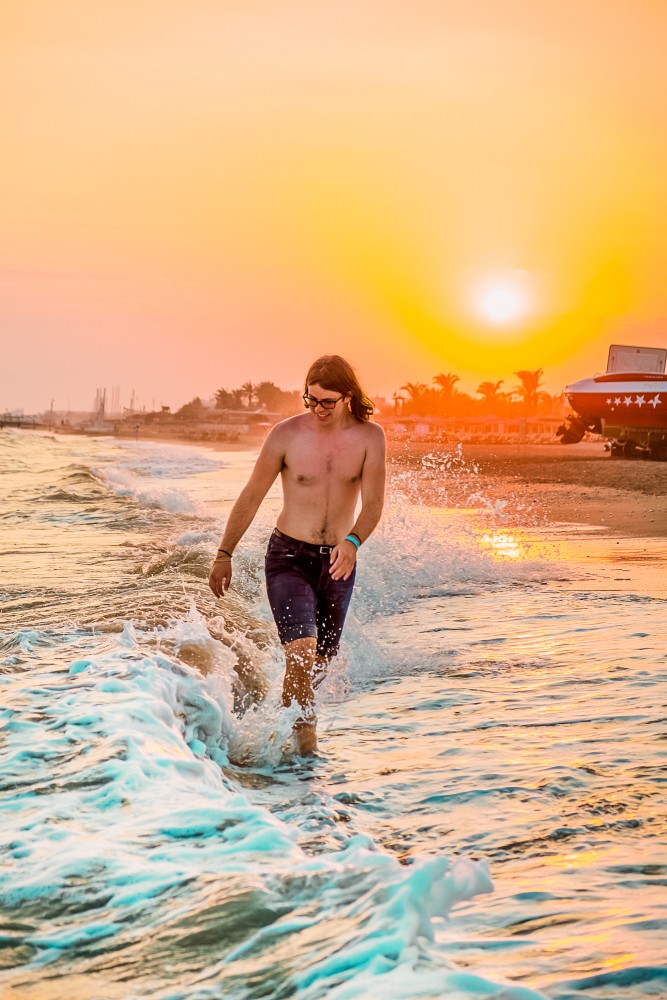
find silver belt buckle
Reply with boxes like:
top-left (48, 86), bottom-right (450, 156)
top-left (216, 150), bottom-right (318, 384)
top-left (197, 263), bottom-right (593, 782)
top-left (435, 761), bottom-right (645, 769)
top-left (319, 545), bottom-right (332, 555)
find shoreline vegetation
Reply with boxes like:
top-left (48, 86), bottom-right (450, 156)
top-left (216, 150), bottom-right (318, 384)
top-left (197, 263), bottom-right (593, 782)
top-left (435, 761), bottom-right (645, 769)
top-left (11, 368), bottom-right (577, 447)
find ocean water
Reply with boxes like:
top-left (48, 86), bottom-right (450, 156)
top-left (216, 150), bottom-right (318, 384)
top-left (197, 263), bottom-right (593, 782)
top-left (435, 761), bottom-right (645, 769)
top-left (1, 430), bottom-right (666, 1000)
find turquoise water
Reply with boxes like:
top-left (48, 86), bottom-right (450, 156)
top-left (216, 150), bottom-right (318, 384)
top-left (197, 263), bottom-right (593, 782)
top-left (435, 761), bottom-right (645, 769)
top-left (1, 431), bottom-right (665, 999)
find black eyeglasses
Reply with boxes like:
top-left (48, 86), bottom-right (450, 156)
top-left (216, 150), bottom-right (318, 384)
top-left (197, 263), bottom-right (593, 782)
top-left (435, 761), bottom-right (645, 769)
top-left (302, 393), bottom-right (344, 411)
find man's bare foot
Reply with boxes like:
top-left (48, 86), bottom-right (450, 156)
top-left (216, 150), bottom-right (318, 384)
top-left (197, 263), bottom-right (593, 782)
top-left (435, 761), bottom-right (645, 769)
top-left (293, 718), bottom-right (317, 756)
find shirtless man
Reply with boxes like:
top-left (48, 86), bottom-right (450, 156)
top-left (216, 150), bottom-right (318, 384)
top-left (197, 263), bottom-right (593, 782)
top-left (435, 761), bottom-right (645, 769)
top-left (208, 355), bottom-right (386, 755)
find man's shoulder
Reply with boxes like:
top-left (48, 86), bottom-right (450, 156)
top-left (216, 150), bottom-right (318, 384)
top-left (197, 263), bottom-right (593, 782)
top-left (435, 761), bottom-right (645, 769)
top-left (358, 420), bottom-right (385, 445)
top-left (365, 420), bottom-right (385, 438)
top-left (267, 413), bottom-right (309, 440)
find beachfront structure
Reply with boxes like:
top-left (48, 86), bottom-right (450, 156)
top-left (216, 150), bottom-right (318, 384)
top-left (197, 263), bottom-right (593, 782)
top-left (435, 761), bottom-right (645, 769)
top-left (379, 414), bottom-right (571, 445)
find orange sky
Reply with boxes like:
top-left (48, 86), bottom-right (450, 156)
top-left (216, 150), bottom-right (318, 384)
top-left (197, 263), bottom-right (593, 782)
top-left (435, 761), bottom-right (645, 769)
top-left (3, 0), bottom-right (667, 412)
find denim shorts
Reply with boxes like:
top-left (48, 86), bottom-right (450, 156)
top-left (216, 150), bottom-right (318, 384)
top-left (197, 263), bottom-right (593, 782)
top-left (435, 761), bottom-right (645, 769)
top-left (265, 529), bottom-right (356, 658)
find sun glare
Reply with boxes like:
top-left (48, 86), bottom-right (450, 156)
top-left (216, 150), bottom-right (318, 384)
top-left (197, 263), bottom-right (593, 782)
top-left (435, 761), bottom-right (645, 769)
top-left (475, 273), bottom-right (532, 326)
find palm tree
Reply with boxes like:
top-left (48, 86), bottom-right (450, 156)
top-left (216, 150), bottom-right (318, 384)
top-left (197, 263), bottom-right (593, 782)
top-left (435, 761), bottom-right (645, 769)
top-left (513, 369), bottom-right (545, 413)
top-left (400, 382), bottom-right (427, 401)
top-left (433, 372), bottom-right (460, 399)
top-left (214, 387), bottom-right (235, 409)
top-left (255, 381), bottom-right (283, 410)
top-left (240, 381), bottom-right (256, 409)
top-left (399, 382), bottom-right (428, 417)
top-left (476, 380), bottom-right (505, 407)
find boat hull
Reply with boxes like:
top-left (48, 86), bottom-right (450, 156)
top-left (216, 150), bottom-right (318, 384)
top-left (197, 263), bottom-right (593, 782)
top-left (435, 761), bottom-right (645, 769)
top-left (565, 375), bottom-right (667, 431)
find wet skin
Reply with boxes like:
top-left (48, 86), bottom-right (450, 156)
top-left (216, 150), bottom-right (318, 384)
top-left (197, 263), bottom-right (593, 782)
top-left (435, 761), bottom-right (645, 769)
top-left (209, 383), bottom-right (386, 754)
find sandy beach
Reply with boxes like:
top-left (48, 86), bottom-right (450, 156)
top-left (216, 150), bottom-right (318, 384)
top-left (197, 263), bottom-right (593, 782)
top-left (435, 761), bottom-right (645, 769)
top-left (388, 439), bottom-right (667, 538)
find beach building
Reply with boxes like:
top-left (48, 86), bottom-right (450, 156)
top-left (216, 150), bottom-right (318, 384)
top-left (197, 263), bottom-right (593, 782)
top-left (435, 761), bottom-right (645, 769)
top-left (378, 414), bottom-right (574, 444)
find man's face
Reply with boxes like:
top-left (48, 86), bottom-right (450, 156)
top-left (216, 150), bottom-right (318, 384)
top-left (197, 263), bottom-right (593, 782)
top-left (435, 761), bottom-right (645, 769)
top-left (304, 383), bottom-right (348, 423)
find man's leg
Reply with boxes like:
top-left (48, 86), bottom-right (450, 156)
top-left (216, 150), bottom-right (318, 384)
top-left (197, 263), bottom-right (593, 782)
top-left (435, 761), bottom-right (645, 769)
top-left (312, 564), bottom-right (356, 695)
top-left (312, 655), bottom-right (330, 690)
top-left (282, 636), bottom-right (318, 755)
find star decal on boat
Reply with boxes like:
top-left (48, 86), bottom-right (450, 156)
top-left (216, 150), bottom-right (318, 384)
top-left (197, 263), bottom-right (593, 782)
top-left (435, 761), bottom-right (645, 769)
top-left (635, 395), bottom-right (645, 407)
top-left (648, 394), bottom-right (662, 408)
top-left (623, 396), bottom-right (633, 406)
top-left (613, 397), bottom-right (621, 405)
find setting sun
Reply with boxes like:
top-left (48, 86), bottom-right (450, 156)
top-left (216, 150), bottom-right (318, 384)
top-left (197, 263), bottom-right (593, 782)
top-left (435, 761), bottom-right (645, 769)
top-left (475, 275), bottom-right (532, 326)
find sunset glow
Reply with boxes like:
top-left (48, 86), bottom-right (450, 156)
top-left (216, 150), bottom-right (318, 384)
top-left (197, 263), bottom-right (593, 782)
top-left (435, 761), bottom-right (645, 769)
top-left (2, 1), bottom-right (667, 412)
top-left (475, 278), bottom-right (531, 326)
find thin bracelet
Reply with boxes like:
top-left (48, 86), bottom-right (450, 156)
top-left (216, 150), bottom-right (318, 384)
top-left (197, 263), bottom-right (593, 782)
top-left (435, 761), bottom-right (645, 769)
top-left (217, 548), bottom-right (233, 559)
top-left (345, 534), bottom-right (360, 550)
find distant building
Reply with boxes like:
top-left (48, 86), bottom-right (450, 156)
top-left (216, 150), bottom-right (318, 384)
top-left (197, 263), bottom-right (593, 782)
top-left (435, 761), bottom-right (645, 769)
top-left (378, 414), bottom-right (571, 444)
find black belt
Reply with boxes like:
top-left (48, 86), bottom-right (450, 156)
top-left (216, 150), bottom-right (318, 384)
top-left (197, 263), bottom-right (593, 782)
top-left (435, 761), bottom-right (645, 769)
top-left (273, 527), bottom-right (335, 555)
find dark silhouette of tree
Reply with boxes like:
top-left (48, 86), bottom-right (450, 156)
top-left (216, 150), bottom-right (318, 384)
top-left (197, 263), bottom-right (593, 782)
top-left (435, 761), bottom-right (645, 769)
top-left (513, 369), bottom-right (545, 413)
top-left (214, 387), bottom-right (237, 409)
top-left (476, 380), bottom-right (504, 403)
top-left (175, 397), bottom-right (206, 421)
top-left (432, 372), bottom-right (461, 416)
top-left (240, 381), bottom-right (256, 408)
top-left (400, 382), bottom-right (427, 401)
top-left (255, 381), bottom-right (284, 411)
top-left (433, 372), bottom-right (460, 399)
top-left (475, 380), bottom-right (507, 414)
top-left (400, 382), bottom-right (428, 416)
top-left (276, 390), bottom-right (302, 415)
top-left (231, 388), bottom-right (245, 409)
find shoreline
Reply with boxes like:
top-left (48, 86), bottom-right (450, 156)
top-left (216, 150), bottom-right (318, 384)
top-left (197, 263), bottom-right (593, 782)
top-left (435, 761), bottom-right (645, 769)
top-left (16, 426), bottom-right (667, 540)
top-left (390, 440), bottom-right (667, 539)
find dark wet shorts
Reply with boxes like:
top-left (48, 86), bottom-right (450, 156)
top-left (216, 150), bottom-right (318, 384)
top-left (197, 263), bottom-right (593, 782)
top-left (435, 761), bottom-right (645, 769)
top-left (265, 528), bottom-right (356, 658)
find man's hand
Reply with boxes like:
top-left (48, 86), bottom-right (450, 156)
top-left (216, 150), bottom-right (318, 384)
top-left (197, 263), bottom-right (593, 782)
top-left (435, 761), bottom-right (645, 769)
top-left (209, 556), bottom-right (232, 598)
top-left (329, 539), bottom-right (357, 581)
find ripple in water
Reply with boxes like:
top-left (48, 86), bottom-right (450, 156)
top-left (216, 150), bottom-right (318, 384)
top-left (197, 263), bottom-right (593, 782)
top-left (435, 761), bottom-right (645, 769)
top-left (1, 431), bottom-right (665, 999)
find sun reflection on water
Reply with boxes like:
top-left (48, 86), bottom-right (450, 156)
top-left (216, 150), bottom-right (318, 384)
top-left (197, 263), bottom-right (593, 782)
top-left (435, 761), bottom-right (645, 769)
top-left (480, 531), bottom-right (525, 560)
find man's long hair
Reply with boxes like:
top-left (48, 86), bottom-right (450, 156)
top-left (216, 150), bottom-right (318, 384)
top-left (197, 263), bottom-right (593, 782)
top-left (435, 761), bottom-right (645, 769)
top-left (305, 355), bottom-right (374, 422)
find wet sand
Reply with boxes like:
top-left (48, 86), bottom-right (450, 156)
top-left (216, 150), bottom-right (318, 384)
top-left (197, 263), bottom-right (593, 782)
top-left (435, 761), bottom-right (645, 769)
top-left (389, 440), bottom-right (667, 538)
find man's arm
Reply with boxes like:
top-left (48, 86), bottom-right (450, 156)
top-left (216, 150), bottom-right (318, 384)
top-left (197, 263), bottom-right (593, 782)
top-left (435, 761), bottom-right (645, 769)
top-left (330, 423), bottom-right (386, 580)
top-left (209, 425), bottom-right (286, 597)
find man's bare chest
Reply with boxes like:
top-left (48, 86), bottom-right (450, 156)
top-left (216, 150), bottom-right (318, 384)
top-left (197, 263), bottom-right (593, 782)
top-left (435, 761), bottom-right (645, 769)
top-left (283, 439), bottom-right (366, 487)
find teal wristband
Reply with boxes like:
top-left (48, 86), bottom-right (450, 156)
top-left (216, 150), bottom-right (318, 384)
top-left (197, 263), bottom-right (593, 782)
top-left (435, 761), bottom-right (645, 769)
top-left (345, 534), bottom-right (360, 549)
